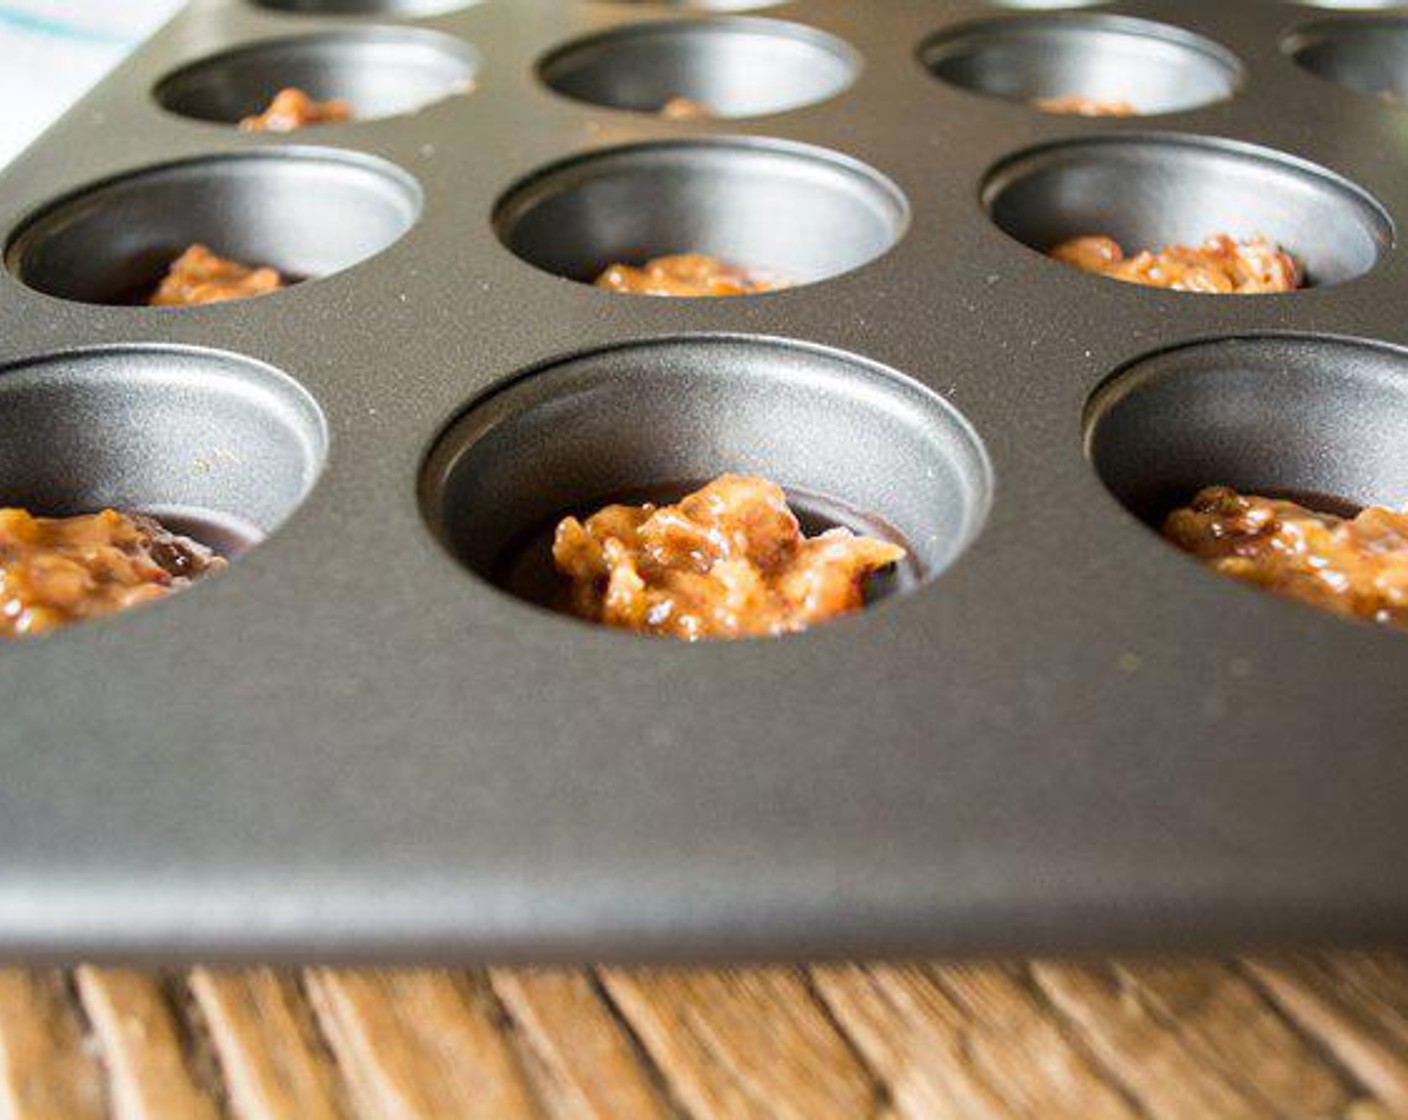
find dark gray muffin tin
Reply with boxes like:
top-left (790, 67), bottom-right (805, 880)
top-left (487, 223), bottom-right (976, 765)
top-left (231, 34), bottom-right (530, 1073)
top-left (1, 0), bottom-right (1407, 962)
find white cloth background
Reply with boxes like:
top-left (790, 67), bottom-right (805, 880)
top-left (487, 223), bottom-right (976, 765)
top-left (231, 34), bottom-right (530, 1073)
top-left (0, 0), bottom-right (186, 167)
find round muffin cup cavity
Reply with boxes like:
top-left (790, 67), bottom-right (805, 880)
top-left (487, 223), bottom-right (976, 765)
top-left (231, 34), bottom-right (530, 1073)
top-left (494, 140), bottom-right (908, 292)
top-left (6, 151), bottom-right (422, 307)
top-left (1086, 335), bottom-right (1408, 529)
top-left (1284, 18), bottom-right (1408, 105)
top-left (990, 0), bottom-right (1106, 9)
top-left (154, 28), bottom-right (478, 127)
top-left (920, 15), bottom-right (1242, 116)
top-left (538, 19), bottom-right (858, 119)
top-left (0, 346), bottom-right (326, 559)
top-left (250, 0), bottom-right (478, 16)
top-left (599, 1), bottom-right (789, 12)
top-left (982, 135), bottom-right (1391, 290)
top-left (1289, 1), bottom-right (1408, 9)
top-left (420, 337), bottom-right (992, 629)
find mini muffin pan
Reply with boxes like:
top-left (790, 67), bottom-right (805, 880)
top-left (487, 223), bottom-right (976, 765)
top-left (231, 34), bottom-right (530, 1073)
top-left (2, 0), bottom-right (1408, 962)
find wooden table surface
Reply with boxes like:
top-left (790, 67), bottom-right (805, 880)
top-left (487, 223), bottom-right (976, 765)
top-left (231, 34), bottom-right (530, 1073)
top-left (2, 956), bottom-right (1407, 1118)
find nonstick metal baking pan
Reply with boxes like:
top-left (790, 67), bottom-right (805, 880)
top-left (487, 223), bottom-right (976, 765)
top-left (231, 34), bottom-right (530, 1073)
top-left (2, 0), bottom-right (1407, 961)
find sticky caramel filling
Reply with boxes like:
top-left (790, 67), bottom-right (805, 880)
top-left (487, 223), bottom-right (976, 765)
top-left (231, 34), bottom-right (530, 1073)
top-left (1032, 95), bottom-right (1137, 117)
top-left (1164, 486), bottom-right (1408, 629)
top-left (0, 508), bottom-right (225, 639)
top-left (659, 96), bottom-right (714, 120)
top-left (552, 474), bottom-right (905, 640)
top-left (593, 253), bottom-right (787, 298)
top-left (149, 245), bottom-right (285, 308)
top-left (239, 87), bottom-right (353, 133)
top-left (1049, 234), bottom-right (1300, 294)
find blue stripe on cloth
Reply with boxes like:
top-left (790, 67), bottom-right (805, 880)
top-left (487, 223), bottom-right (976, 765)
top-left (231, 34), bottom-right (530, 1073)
top-left (0, 5), bottom-right (134, 45)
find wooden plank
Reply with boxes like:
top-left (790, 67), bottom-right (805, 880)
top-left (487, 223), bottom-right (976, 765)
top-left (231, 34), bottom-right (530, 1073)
top-left (304, 969), bottom-right (539, 1120)
top-left (813, 963), bottom-right (1136, 1120)
top-left (1112, 959), bottom-right (1357, 1116)
top-left (600, 968), bottom-right (880, 1120)
top-left (74, 967), bottom-right (222, 1120)
top-left (0, 957), bottom-right (1402, 1120)
top-left (1245, 953), bottom-right (1408, 1113)
top-left (0, 970), bottom-right (105, 1120)
top-left (189, 968), bottom-right (345, 1120)
top-left (1031, 959), bottom-right (1365, 1119)
top-left (1324, 953), bottom-right (1408, 1021)
top-left (489, 970), bottom-right (670, 1120)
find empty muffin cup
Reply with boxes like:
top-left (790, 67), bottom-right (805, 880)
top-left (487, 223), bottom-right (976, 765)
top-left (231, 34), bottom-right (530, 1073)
top-left (1284, 18), bottom-right (1408, 105)
top-left (494, 140), bottom-right (907, 291)
top-left (6, 151), bottom-right (421, 306)
top-left (920, 15), bottom-right (1242, 116)
top-left (538, 19), bottom-right (857, 119)
top-left (982, 135), bottom-right (1391, 289)
top-left (420, 337), bottom-right (991, 627)
top-left (0, 346), bottom-right (325, 560)
top-left (154, 28), bottom-right (478, 127)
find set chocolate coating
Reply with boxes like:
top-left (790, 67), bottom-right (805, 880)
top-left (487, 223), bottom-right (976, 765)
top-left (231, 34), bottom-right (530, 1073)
top-left (1, 0), bottom-right (1408, 961)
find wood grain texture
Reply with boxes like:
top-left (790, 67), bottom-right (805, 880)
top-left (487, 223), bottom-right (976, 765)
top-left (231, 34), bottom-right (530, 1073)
top-left (304, 969), bottom-right (538, 1120)
top-left (1113, 959), bottom-right (1358, 1115)
top-left (0, 956), bottom-right (1401, 1120)
top-left (599, 968), bottom-right (884, 1119)
top-left (1244, 954), bottom-right (1408, 1114)
top-left (1030, 960), bottom-right (1362, 1119)
top-left (813, 963), bottom-right (1136, 1119)
top-left (489, 970), bottom-right (670, 1120)
top-left (189, 968), bottom-right (345, 1120)
top-left (73, 968), bottom-right (221, 1120)
top-left (0, 971), bottom-right (105, 1120)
